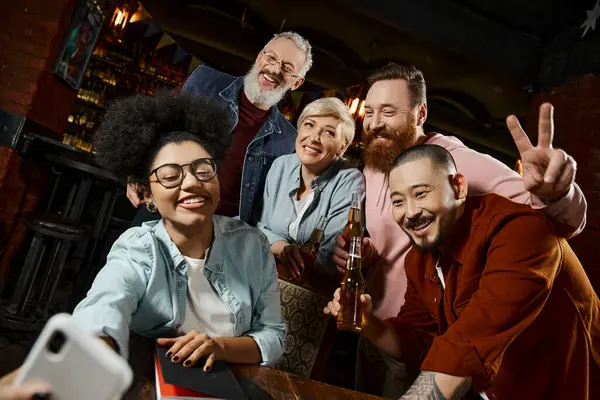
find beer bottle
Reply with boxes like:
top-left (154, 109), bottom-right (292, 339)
top-left (337, 191), bottom-right (365, 332)
top-left (298, 216), bottom-right (327, 285)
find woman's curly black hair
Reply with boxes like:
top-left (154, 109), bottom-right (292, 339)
top-left (93, 92), bottom-right (231, 186)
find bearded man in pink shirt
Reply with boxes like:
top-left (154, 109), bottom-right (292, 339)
top-left (333, 63), bottom-right (587, 398)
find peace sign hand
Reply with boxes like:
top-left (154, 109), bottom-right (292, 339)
top-left (506, 103), bottom-right (576, 202)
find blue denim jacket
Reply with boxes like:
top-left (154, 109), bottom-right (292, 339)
top-left (182, 66), bottom-right (297, 224)
top-left (71, 215), bottom-right (285, 366)
top-left (257, 154), bottom-right (365, 281)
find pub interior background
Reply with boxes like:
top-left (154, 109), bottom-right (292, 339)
top-left (1, 0), bottom-right (600, 393)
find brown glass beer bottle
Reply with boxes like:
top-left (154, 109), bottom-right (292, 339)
top-left (297, 216), bottom-right (327, 285)
top-left (337, 191), bottom-right (365, 332)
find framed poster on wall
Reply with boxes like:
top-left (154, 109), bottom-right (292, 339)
top-left (52, 0), bottom-right (104, 90)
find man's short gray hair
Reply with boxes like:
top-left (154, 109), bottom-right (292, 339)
top-left (298, 97), bottom-right (356, 147)
top-left (267, 31), bottom-right (313, 77)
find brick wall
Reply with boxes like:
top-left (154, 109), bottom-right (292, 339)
top-left (0, 147), bottom-right (45, 296)
top-left (0, 0), bottom-right (78, 134)
top-left (0, 0), bottom-right (79, 294)
top-left (527, 75), bottom-right (600, 290)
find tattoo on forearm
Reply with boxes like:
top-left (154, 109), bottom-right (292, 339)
top-left (400, 372), bottom-right (472, 400)
top-left (400, 372), bottom-right (445, 400)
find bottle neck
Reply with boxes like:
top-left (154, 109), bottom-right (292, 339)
top-left (348, 207), bottom-right (361, 223)
top-left (346, 235), bottom-right (362, 271)
top-left (308, 228), bottom-right (324, 244)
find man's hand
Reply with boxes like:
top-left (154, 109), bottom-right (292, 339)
top-left (323, 288), bottom-right (373, 322)
top-left (326, 288), bottom-right (407, 357)
top-left (332, 234), bottom-right (375, 274)
top-left (157, 331), bottom-right (225, 372)
top-left (126, 181), bottom-right (143, 208)
top-left (506, 103), bottom-right (576, 202)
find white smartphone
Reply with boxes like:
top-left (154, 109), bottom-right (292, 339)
top-left (12, 313), bottom-right (133, 400)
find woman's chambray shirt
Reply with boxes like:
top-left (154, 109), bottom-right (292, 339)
top-left (256, 154), bottom-right (365, 281)
top-left (71, 215), bottom-right (285, 366)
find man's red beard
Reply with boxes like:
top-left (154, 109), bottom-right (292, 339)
top-left (362, 114), bottom-right (418, 173)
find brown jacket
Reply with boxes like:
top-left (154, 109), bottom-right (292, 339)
top-left (387, 194), bottom-right (600, 399)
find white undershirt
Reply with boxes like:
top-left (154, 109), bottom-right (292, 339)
top-left (179, 253), bottom-right (235, 338)
top-left (288, 192), bottom-right (315, 242)
top-left (435, 257), bottom-right (445, 289)
top-left (435, 257), bottom-right (489, 400)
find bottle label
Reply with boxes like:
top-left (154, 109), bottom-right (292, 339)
top-left (348, 236), bottom-right (362, 259)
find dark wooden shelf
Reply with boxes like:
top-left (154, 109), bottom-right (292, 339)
top-left (91, 55), bottom-right (125, 69)
top-left (74, 99), bottom-right (105, 110)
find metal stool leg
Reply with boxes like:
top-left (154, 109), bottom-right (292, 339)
top-left (7, 234), bottom-right (46, 315)
top-left (45, 167), bottom-right (63, 212)
top-left (40, 241), bottom-right (71, 315)
top-left (34, 237), bottom-right (62, 313)
top-left (69, 189), bottom-right (117, 310)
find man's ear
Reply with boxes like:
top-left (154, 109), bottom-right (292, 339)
top-left (416, 103), bottom-right (428, 127)
top-left (291, 76), bottom-right (305, 90)
top-left (451, 173), bottom-right (468, 200)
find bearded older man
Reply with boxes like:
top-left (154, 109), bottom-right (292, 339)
top-left (128, 31), bottom-right (312, 225)
top-left (332, 63), bottom-right (588, 398)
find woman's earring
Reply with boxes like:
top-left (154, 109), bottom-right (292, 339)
top-left (146, 200), bottom-right (157, 213)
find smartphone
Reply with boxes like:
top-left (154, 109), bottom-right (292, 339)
top-left (12, 313), bottom-right (133, 400)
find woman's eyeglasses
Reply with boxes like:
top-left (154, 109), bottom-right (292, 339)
top-left (149, 158), bottom-right (217, 189)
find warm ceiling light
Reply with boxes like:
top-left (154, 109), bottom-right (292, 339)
top-left (111, 7), bottom-right (131, 31)
top-left (129, 5), bottom-right (150, 23)
top-left (129, 10), bottom-right (142, 23)
top-left (349, 98), bottom-right (359, 115)
top-left (114, 9), bottom-right (124, 26)
top-left (358, 100), bottom-right (365, 117)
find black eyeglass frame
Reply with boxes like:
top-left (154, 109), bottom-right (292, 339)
top-left (148, 158), bottom-right (218, 189)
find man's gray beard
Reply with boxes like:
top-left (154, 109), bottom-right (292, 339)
top-left (243, 65), bottom-right (288, 109)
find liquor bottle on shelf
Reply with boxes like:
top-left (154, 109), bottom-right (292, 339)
top-left (91, 83), bottom-right (97, 105)
top-left (76, 85), bottom-right (84, 102)
top-left (79, 111), bottom-right (88, 127)
top-left (93, 39), bottom-right (107, 58)
top-left (337, 190), bottom-right (365, 332)
top-left (98, 85), bottom-right (106, 107)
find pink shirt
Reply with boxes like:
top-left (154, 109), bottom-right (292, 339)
top-left (365, 134), bottom-right (587, 319)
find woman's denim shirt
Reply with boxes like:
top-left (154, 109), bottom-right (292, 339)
top-left (71, 215), bottom-right (285, 366)
top-left (256, 154), bottom-right (366, 281)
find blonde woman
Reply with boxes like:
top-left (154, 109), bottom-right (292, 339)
top-left (257, 97), bottom-right (365, 286)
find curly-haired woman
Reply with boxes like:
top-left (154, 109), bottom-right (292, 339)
top-left (69, 93), bottom-right (285, 370)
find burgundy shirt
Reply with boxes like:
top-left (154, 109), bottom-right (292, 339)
top-left (216, 90), bottom-right (269, 217)
top-left (388, 194), bottom-right (600, 399)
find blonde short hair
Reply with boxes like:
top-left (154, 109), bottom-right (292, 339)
top-left (297, 97), bottom-right (356, 147)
